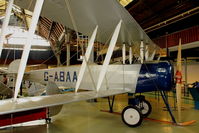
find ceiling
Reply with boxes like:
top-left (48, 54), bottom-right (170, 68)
top-left (125, 0), bottom-right (199, 59)
top-left (126, 0), bottom-right (199, 31)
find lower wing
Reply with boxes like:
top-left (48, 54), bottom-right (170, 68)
top-left (0, 89), bottom-right (129, 115)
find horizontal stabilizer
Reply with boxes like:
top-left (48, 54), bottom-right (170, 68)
top-left (46, 81), bottom-right (60, 95)
top-left (0, 81), bottom-right (13, 97)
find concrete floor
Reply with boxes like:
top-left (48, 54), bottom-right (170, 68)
top-left (0, 93), bottom-right (199, 133)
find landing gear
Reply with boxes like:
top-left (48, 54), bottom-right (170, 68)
top-left (160, 91), bottom-right (177, 124)
top-left (129, 95), bottom-right (152, 118)
top-left (105, 95), bottom-right (151, 127)
top-left (46, 108), bottom-right (51, 124)
top-left (121, 95), bottom-right (152, 127)
top-left (122, 106), bottom-right (143, 127)
top-left (136, 99), bottom-right (152, 118)
top-left (45, 118), bottom-right (51, 124)
top-left (107, 96), bottom-right (115, 113)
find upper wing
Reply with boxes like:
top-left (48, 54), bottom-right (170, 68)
top-left (0, 89), bottom-right (129, 115)
top-left (14, 0), bottom-right (157, 49)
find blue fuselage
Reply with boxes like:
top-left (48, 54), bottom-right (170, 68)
top-left (27, 61), bottom-right (173, 94)
top-left (136, 61), bottom-right (173, 93)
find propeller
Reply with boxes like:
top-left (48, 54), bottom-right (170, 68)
top-left (175, 38), bottom-right (196, 126)
top-left (175, 38), bottom-right (182, 122)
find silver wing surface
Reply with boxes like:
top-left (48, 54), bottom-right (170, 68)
top-left (14, 0), bottom-right (157, 49)
top-left (0, 89), bottom-right (129, 115)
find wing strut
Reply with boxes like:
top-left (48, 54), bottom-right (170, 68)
top-left (13, 0), bottom-right (44, 101)
top-left (148, 49), bottom-right (156, 61)
top-left (0, 0), bottom-right (14, 57)
top-left (122, 43), bottom-right (126, 64)
top-left (145, 44), bottom-right (149, 61)
top-left (96, 20), bottom-right (122, 92)
top-left (129, 46), bottom-right (132, 64)
top-left (140, 41), bottom-right (144, 64)
top-left (75, 26), bottom-right (98, 92)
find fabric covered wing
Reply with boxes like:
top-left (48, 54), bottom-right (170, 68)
top-left (0, 89), bottom-right (129, 115)
top-left (14, 0), bottom-right (157, 48)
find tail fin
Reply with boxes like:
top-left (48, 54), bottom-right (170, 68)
top-left (8, 59), bottom-right (21, 73)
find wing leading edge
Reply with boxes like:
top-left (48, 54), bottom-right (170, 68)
top-left (0, 89), bottom-right (129, 115)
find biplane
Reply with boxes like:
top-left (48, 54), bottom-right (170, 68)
top-left (0, 0), bottom-right (192, 128)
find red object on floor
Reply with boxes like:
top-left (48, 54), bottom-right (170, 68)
top-left (0, 108), bottom-right (47, 127)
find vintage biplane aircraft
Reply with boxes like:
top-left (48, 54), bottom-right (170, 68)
top-left (0, 0), bottom-right (195, 128)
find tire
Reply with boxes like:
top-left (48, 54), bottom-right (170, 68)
top-left (122, 106), bottom-right (143, 127)
top-left (136, 99), bottom-right (152, 118)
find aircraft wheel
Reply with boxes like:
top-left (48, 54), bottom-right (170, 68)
top-left (136, 99), bottom-right (152, 118)
top-left (122, 106), bottom-right (143, 127)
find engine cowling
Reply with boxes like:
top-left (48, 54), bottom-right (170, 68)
top-left (135, 61), bottom-right (174, 93)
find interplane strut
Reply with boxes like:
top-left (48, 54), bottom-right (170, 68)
top-left (96, 20), bottom-right (122, 92)
top-left (75, 26), bottom-right (98, 92)
top-left (14, 0), bottom-right (44, 101)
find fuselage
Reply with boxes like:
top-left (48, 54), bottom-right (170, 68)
top-left (136, 61), bottom-right (173, 93)
top-left (26, 61), bottom-right (173, 93)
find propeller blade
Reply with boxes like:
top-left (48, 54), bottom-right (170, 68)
top-left (175, 38), bottom-right (182, 122)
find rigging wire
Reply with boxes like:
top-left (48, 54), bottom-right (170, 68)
top-left (64, 0), bottom-right (97, 91)
top-left (3, 37), bottom-right (11, 66)
top-left (27, 0), bottom-right (34, 10)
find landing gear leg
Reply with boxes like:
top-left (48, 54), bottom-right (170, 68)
top-left (45, 118), bottom-right (51, 124)
top-left (46, 108), bottom-right (51, 124)
top-left (160, 91), bottom-right (177, 124)
top-left (107, 96), bottom-right (115, 113)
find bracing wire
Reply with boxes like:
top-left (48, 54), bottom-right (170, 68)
top-left (64, 0), bottom-right (97, 91)
top-left (28, 0), bottom-right (34, 10)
